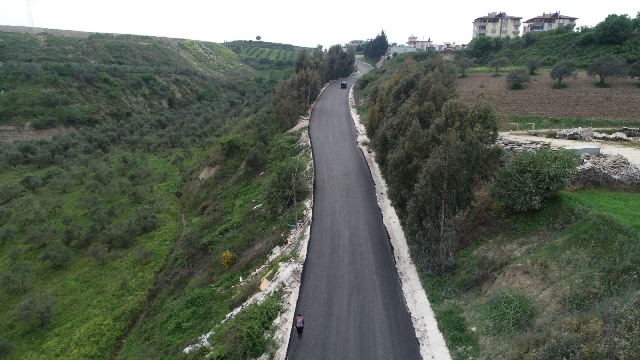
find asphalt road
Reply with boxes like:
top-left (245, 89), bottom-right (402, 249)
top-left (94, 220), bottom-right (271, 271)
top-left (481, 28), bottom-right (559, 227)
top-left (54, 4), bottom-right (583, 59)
top-left (287, 63), bottom-right (422, 360)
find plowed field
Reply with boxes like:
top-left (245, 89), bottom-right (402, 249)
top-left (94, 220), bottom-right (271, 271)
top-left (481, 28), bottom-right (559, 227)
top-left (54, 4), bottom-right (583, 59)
top-left (455, 71), bottom-right (640, 121)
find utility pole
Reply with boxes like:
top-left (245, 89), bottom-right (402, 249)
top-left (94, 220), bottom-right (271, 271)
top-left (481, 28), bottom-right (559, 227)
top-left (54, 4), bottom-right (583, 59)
top-left (26, 0), bottom-right (34, 27)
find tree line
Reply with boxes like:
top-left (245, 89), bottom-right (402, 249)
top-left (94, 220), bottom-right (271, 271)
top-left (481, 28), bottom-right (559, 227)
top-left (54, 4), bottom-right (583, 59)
top-left (273, 44), bottom-right (355, 130)
top-left (360, 55), bottom-right (500, 273)
top-left (359, 53), bottom-right (579, 274)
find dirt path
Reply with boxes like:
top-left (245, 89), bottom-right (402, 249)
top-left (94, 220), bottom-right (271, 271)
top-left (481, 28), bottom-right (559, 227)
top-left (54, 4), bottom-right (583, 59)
top-left (500, 132), bottom-right (640, 167)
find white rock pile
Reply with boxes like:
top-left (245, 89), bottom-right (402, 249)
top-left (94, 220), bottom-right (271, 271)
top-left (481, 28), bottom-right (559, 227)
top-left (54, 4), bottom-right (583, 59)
top-left (575, 153), bottom-right (640, 186)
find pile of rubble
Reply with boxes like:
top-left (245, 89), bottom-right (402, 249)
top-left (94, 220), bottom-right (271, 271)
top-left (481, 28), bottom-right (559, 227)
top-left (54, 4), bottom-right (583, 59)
top-left (556, 127), bottom-right (585, 139)
top-left (592, 131), bottom-right (629, 141)
top-left (497, 136), bottom-right (548, 152)
top-left (574, 153), bottom-right (640, 187)
top-left (621, 127), bottom-right (640, 137)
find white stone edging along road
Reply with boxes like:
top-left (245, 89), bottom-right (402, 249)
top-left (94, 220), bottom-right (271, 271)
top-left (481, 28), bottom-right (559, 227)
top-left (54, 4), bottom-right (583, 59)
top-left (349, 85), bottom-right (452, 360)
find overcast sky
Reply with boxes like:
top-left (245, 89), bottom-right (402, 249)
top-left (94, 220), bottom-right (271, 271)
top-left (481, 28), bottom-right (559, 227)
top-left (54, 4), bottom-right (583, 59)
top-left (1, 1), bottom-right (638, 48)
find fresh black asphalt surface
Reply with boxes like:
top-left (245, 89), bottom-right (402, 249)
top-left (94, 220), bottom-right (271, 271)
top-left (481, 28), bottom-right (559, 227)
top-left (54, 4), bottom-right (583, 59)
top-left (287, 63), bottom-right (422, 360)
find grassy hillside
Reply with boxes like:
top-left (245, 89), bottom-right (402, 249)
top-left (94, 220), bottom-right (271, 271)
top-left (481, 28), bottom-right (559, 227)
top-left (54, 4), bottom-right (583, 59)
top-left (425, 190), bottom-right (640, 359)
top-left (0, 30), bottom-right (309, 359)
top-left (224, 40), bottom-right (302, 71)
top-left (0, 31), bottom-right (250, 127)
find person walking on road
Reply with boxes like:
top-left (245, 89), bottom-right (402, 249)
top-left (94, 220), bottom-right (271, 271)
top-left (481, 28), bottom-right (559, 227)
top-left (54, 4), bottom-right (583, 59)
top-left (294, 314), bottom-right (305, 338)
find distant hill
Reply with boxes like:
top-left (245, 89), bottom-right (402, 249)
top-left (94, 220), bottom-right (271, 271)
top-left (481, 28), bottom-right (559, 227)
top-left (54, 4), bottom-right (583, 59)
top-left (0, 28), bottom-right (270, 128)
top-left (0, 25), bottom-right (93, 38)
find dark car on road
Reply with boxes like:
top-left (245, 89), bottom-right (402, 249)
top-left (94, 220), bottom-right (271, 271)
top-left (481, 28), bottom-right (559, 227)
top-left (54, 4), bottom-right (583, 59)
top-left (340, 81), bottom-right (347, 89)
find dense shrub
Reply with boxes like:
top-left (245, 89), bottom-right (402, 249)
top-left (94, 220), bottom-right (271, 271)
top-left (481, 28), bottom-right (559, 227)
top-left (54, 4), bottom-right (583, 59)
top-left (264, 157), bottom-right (311, 214)
top-left (491, 148), bottom-right (578, 212)
top-left (221, 250), bottom-right (235, 270)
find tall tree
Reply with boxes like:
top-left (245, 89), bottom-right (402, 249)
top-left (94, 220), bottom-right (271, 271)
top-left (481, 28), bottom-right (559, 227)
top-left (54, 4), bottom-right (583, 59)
top-left (362, 56), bottom-right (499, 274)
top-left (594, 14), bottom-right (634, 45)
top-left (325, 45), bottom-right (355, 80)
top-left (363, 30), bottom-right (389, 61)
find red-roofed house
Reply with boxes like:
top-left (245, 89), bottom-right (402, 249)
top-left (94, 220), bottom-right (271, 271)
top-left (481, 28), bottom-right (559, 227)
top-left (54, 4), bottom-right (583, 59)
top-left (523, 12), bottom-right (578, 34)
top-left (473, 12), bottom-right (522, 39)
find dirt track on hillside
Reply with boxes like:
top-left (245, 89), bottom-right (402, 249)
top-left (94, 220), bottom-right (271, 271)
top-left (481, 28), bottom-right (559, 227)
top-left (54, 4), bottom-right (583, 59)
top-left (456, 71), bottom-right (640, 121)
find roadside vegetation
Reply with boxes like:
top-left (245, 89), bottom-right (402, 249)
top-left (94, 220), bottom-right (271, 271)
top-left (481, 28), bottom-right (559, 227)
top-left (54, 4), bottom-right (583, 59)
top-left (356, 42), bottom-right (640, 359)
top-left (0, 29), bottom-right (354, 359)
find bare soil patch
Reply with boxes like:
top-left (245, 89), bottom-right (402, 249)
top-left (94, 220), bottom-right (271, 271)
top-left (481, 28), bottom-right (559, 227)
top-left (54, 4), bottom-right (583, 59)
top-left (0, 123), bottom-right (73, 144)
top-left (456, 71), bottom-right (640, 121)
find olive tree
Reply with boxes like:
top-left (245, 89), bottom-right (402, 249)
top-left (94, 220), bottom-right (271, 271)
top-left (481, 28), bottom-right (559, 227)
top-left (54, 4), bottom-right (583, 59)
top-left (488, 57), bottom-right (510, 75)
top-left (19, 174), bottom-right (42, 193)
top-left (456, 57), bottom-right (475, 77)
top-left (38, 244), bottom-right (73, 268)
top-left (506, 69), bottom-right (531, 89)
top-left (588, 54), bottom-right (627, 85)
top-left (526, 56), bottom-right (541, 75)
top-left (15, 291), bottom-right (55, 328)
top-left (550, 60), bottom-right (577, 84)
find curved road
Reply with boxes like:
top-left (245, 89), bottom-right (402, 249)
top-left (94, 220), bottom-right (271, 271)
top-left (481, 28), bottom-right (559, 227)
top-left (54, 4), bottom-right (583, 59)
top-left (287, 63), bottom-right (421, 359)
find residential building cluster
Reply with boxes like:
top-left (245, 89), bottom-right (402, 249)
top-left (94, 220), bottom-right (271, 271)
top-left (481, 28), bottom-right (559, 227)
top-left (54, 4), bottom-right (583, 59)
top-left (388, 36), bottom-right (466, 55)
top-left (473, 11), bottom-right (578, 39)
top-left (350, 10), bottom-right (578, 55)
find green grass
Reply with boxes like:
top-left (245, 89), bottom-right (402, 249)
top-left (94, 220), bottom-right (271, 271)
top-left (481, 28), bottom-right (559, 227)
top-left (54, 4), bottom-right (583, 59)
top-left (468, 65), bottom-right (528, 74)
top-left (562, 190), bottom-right (640, 234)
top-left (0, 152), bottom-right (181, 359)
top-left (422, 188), bottom-right (640, 358)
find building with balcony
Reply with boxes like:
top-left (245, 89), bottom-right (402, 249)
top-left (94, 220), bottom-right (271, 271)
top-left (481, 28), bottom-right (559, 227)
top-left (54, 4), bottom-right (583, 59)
top-left (523, 12), bottom-right (578, 34)
top-left (407, 35), bottom-right (436, 50)
top-left (473, 12), bottom-right (522, 39)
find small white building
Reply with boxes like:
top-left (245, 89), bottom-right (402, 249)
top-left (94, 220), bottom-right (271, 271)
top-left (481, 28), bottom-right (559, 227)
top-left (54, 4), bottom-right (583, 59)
top-left (407, 35), bottom-right (435, 50)
top-left (405, 36), bottom-right (465, 52)
top-left (389, 45), bottom-right (417, 55)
